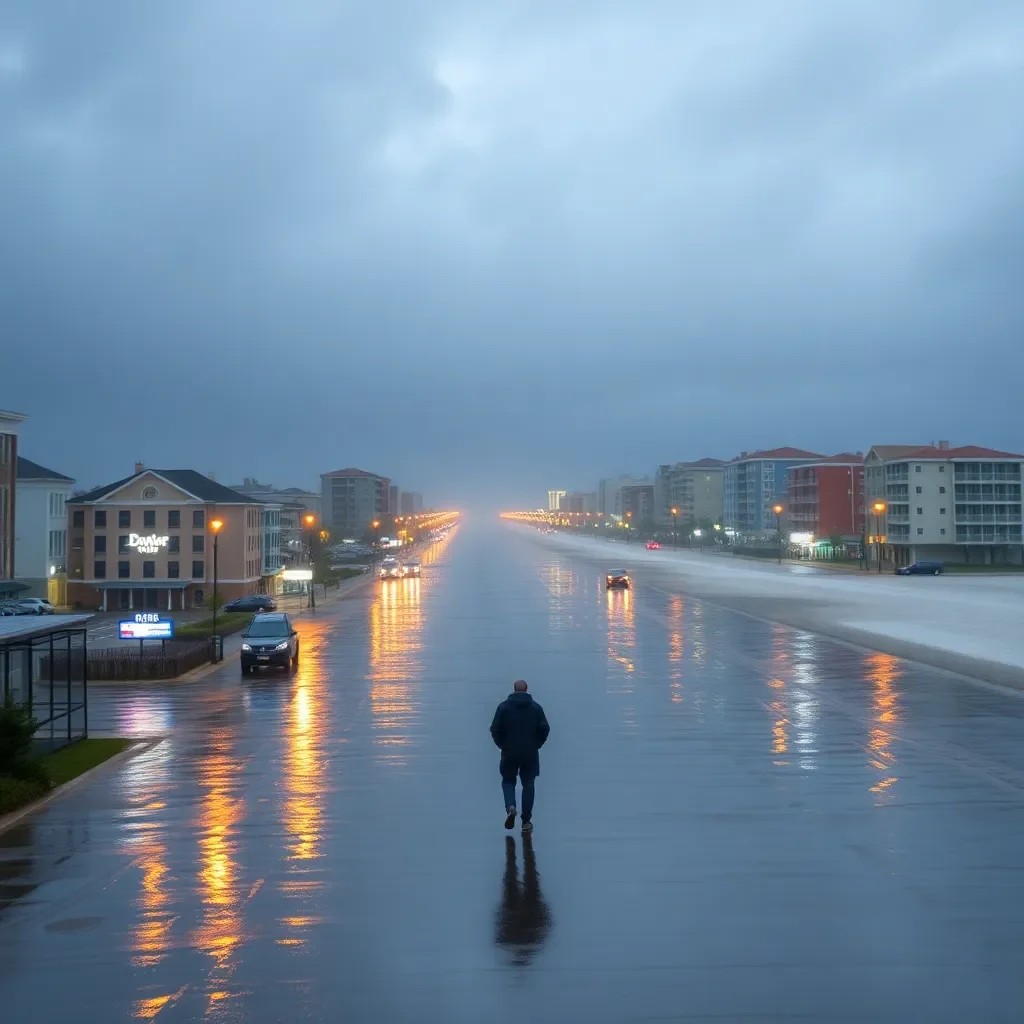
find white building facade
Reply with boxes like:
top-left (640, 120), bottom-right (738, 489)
top-left (868, 444), bottom-right (1023, 566)
top-left (14, 457), bottom-right (75, 602)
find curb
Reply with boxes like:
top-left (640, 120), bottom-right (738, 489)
top-left (0, 736), bottom-right (163, 836)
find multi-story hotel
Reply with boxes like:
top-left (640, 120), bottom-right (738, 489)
top-left (320, 467), bottom-right (390, 538)
top-left (653, 459), bottom-right (725, 527)
top-left (864, 443), bottom-right (1024, 566)
top-left (786, 455), bottom-right (864, 542)
top-left (66, 467), bottom-right (266, 611)
top-left (723, 448), bottom-right (822, 535)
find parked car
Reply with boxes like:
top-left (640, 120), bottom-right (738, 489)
top-left (224, 594), bottom-right (277, 613)
top-left (646, 541), bottom-right (661, 550)
top-left (15, 598), bottom-right (55, 615)
top-left (0, 601), bottom-right (19, 616)
top-left (606, 569), bottom-right (631, 589)
top-left (895, 561), bottom-right (944, 576)
top-left (240, 613), bottom-right (299, 674)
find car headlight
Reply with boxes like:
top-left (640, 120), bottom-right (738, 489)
top-left (241, 643), bottom-right (251, 651)
top-left (275, 641), bottom-right (289, 650)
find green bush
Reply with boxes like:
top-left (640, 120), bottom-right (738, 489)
top-left (175, 612), bottom-right (252, 640)
top-left (0, 775), bottom-right (50, 815)
top-left (0, 695), bottom-right (48, 781)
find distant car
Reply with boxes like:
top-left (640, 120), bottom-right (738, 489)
top-left (15, 598), bottom-right (55, 615)
top-left (224, 594), bottom-right (277, 613)
top-left (896, 561), bottom-right (944, 576)
top-left (240, 612), bottom-right (299, 675)
top-left (646, 541), bottom-right (661, 550)
top-left (403, 560), bottom-right (421, 577)
top-left (379, 557), bottom-right (402, 579)
top-left (606, 569), bottom-right (631, 589)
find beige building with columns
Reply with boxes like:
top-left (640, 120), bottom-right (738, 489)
top-left (67, 467), bottom-right (265, 611)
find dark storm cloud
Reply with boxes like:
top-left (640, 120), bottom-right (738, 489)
top-left (4, 1), bottom-right (1024, 504)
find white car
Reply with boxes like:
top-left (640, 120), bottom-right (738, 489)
top-left (402, 560), bottom-right (421, 577)
top-left (379, 557), bottom-right (402, 579)
top-left (17, 598), bottom-right (55, 615)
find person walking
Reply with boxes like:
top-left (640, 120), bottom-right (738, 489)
top-left (490, 679), bottom-right (550, 832)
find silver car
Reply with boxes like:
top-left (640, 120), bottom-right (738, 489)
top-left (17, 598), bottom-right (55, 615)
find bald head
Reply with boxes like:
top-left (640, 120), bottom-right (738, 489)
top-left (513, 679), bottom-right (528, 692)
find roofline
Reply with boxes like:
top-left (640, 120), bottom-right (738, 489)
top-left (0, 410), bottom-right (28, 423)
top-left (68, 469), bottom-right (265, 505)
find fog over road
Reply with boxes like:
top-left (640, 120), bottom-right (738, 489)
top-left (2, 522), bottom-right (1023, 1022)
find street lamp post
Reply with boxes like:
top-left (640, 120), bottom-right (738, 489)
top-left (773, 504), bottom-right (784, 564)
top-left (210, 518), bottom-right (224, 662)
top-left (625, 510), bottom-right (632, 543)
top-left (872, 501), bottom-right (887, 573)
top-left (671, 507), bottom-right (678, 549)
top-left (304, 513), bottom-right (317, 609)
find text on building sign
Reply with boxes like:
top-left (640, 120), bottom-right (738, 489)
top-left (128, 533), bottom-right (169, 554)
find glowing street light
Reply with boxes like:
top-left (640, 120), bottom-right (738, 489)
top-left (671, 506), bottom-right (679, 549)
top-left (209, 517), bottom-right (224, 660)
top-left (773, 504), bottom-right (784, 564)
top-left (872, 501), bottom-right (887, 573)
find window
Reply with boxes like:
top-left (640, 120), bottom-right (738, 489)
top-left (169, 535), bottom-right (180, 553)
top-left (916, 508), bottom-right (923, 515)
top-left (73, 510), bottom-right (84, 527)
top-left (94, 560), bottom-right (106, 579)
top-left (168, 510), bottom-right (180, 529)
top-left (144, 510), bottom-right (156, 529)
top-left (940, 528), bottom-right (946, 535)
top-left (119, 510), bottom-right (131, 528)
top-left (917, 528), bottom-right (924, 535)
top-left (939, 465), bottom-right (945, 473)
top-left (939, 486), bottom-right (946, 494)
top-left (916, 486), bottom-right (922, 494)
top-left (94, 510), bottom-right (106, 528)
top-left (939, 508), bottom-right (946, 515)
top-left (118, 561), bottom-right (130, 579)
top-left (167, 561), bottom-right (179, 579)
top-left (193, 510), bottom-right (205, 529)
top-left (119, 535), bottom-right (130, 553)
top-left (94, 535), bottom-right (107, 553)
top-left (192, 560), bottom-right (205, 579)
top-left (915, 465), bottom-right (922, 472)
top-left (48, 492), bottom-right (65, 517)
top-left (192, 535), bottom-right (205, 553)
top-left (143, 561), bottom-right (155, 578)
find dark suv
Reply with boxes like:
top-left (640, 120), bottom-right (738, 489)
top-left (895, 561), bottom-right (944, 576)
top-left (240, 613), bottom-right (299, 674)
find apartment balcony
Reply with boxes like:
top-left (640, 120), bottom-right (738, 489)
top-left (954, 515), bottom-right (1023, 525)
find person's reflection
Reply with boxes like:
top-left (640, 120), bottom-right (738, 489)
top-left (495, 835), bottom-right (552, 966)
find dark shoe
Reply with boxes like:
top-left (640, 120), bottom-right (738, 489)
top-left (504, 807), bottom-right (516, 830)
top-left (521, 820), bottom-right (533, 833)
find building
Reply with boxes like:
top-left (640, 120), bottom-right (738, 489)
top-left (723, 448), bottom-right (823, 535)
top-left (389, 484), bottom-right (400, 516)
top-left (320, 468), bottom-right (391, 538)
top-left (400, 491), bottom-right (424, 516)
top-left (66, 468), bottom-right (266, 611)
top-left (620, 484), bottom-right (655, 524)
top-left (547, 490), bottom-right (567, 511)
top-left (654, 459), bottom-right (725, 527)
top-left (597, 475), bottom-right (649, 516)
top-left (866, 442), bottom-right (1024, 567)
top-left (786, 455), bottom-right (864, 548)
top-left (14, 457), bottom-right (75, 603)
top-left (561, 491), bottom-right (595, 514)
top-left (0, 409), bottom-right (26, 596)
top-left (229, 479), bottom-right (321, 519)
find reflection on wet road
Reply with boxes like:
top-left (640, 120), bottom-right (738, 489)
top-left (2, 522), bottom-right (1024, 1022)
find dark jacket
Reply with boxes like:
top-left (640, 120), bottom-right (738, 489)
top-left (490, 692), bottom-right (550, 777)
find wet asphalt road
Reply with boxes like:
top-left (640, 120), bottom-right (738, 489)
top-left (3, 523), bottom-right (1024, 1022)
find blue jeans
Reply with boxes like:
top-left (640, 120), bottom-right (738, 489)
top-left (501, 762), bottom-right (536, 822)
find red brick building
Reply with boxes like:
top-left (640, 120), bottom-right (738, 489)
top-left (787, 455), bottom-right (864, 541)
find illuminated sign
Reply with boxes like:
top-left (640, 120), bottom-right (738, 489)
top-left (282, 568), bottom-right (313, 581)
top-left (789, 532), bottom-right (814, 545)
top-left (119, 614), bottom-right (175, 640)
top-left (128, 533), bottom-right (169, 554)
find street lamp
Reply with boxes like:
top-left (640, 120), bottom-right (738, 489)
top-left (872, 500), bottom-right (887, 573)
top-left (209, 518), bottom-right (224, 661)
top-left (625, 510), bottom-right (632, 543)
top-left (671, 507), bottom-right (679, 549)
top-left (304, 513), bottom-right (317, 608)
top-left (773, 504), bottom-right (784, 563)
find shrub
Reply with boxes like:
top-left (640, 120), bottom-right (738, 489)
top-left (0, 776), bottom-right (50, 815)
top-left (0, 695), bottom-right (52, 788)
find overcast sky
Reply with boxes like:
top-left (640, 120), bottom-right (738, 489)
top-left (4, 1), bottom-right (1024, 506)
